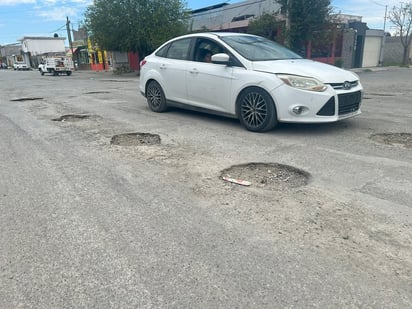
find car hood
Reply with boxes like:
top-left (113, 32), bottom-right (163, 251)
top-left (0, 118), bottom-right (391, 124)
top-left (251, 59), bottom-right (359, 83)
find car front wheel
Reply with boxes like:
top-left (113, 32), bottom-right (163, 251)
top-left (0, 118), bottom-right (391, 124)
top-left (146, 80), bottom-right (167, 112)
top-left (237, 87), bottom-right (278, 132)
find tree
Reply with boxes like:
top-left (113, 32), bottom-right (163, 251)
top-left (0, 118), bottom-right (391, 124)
top-left (277, 0), bottom-right (332, 57)
top-left (84, 0), bottom-right (189, 57)
top-left (389, 1), bottom-right (412, 65)
top-left (248, 13), bottom-right (284, 42)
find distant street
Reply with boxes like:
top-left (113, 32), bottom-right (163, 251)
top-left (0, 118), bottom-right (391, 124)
top-left (1, 67), bottom-right (411, 307)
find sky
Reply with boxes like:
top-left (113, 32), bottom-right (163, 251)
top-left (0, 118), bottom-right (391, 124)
top-left (0, 0), bottom-right (398, 45)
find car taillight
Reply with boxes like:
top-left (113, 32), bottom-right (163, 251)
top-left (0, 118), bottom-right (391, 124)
top-left (140, 59), bottom-right (147, 67)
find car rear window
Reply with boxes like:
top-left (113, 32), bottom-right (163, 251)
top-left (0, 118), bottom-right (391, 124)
top-left (156, 38), bottom-right (192, 60)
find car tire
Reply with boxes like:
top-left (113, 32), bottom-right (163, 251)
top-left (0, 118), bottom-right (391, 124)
top-left (67, 71), bottom-right (72, 76)
top-left (39, 69), bottom-right (44, 76)
top-left (237, 87), bottom-right (278, 132)
top-left (146, 80), bottom-right (167, 112)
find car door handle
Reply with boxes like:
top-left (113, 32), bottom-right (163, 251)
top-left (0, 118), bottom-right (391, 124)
top-left (189, 68), bottom-right (199, 74)
top-left (160, 64), bottom-right (167, 70)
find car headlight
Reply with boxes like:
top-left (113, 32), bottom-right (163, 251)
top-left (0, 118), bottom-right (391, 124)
top-left (277, 74), bottom-right (327, 92)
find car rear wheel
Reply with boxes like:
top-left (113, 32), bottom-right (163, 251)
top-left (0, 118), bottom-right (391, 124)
top-left (237, 87), bottom-right (278, 132)
top-left (146, 81), bottom-right (167, 112)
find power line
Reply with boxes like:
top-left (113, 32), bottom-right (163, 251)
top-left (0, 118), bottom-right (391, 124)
top-left (368, 0), bottom-right (387, 8)
top-left (191, 0), bottom-right (270, 18)
top-left (50, 24), bottom-right (67, 33)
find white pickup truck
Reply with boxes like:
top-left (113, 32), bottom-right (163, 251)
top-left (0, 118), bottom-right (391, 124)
top-left (13, 55), bottom-right (29, 70)
top-left (38, 56), bottom-right (74, 76)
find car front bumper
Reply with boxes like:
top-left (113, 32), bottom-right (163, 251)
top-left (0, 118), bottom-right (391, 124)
top-left (272, 83), bottom-right (363, 123)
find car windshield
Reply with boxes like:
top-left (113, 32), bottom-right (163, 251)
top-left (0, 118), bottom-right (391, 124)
top-left (220, 35), bottom-right (302, 61)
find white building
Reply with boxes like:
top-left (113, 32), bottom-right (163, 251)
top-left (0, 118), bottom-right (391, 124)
top-left (190, 0), bottom-right (281, 32)
top-left (16, 36), bottom-right (66, 68)
top-left (19, 36), bottom-right (66, 56)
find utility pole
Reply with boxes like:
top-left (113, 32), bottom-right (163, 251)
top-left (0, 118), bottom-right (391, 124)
top-left (66, 16), bottom-right (74, 64)
top-left (378, 5), bottom-right (388, 66)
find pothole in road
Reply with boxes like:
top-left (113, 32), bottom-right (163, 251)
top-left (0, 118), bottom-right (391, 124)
top-left (367, 93), bottom-right (396, 97)
top-left (221, 163), bottom-right (310, 189)
top-left (363, 93), bottom-right (397, 100)
top-left (52, 114), bottom-right (92, 122)
top-left (100, 80), bottom-right (130, 83)
top-left (110, 133), bottom-right (161, 146)
top-left (10, 97), bottom-right (44, 102)
top-left (84, 91), bottom-right (111, 94)
top-left (370, 133), bottom-right (412, 148)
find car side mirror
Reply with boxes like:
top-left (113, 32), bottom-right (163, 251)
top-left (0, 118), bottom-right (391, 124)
top-left (211, 53), bottom-right (230, 65)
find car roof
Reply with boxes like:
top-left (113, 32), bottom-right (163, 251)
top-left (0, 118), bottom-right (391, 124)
top-left (173, 32), bottom-right (257, 40)
top-left (153, 32), bottom-right (260, 54)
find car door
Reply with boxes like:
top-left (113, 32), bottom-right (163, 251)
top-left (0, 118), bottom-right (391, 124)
top-left (185, 38), bottom-right (235, 114)
top-left (156, 38), bottom-right (192, 104)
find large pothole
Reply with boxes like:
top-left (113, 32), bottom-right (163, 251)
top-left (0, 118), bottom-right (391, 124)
top-left (110, 133), bottom-right (161, 146)
top-left (52, 114), bottom-right (92, 122)
top-left (221, 163), bottom-right (310, 189)
top-left (370, 133), bottom-right (412, 148)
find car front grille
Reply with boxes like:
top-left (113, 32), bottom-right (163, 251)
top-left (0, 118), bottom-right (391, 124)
top-left (329, 81), bottom-right (359, 90)
top-left (317, 91), bottom-right (362, 116)
top-left (338, 91), bottom-right (362, 115)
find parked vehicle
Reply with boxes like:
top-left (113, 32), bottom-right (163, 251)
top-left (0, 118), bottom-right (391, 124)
top-left (12, 55), bottom-right (29, 70)
top-left (38, 56), bottom-right (74, 76)
top-left (139, 32), bottom-right (363, 132)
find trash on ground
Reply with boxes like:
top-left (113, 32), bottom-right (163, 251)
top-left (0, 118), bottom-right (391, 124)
top-left (222, 176), bottom-right (251, 186)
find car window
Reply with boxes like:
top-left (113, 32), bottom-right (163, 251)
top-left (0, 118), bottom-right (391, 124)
top-left (156, 44), bottom-right (170, 57)
top-left (194, 39), bottom-right (224, 63)
top-left (221, 35), bottom-right (302, 61)
top-left (165, 38), bottom-right (191, 60)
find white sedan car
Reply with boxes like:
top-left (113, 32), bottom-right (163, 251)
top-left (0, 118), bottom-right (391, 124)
top-left (139, 32), bottom-right (363, 132)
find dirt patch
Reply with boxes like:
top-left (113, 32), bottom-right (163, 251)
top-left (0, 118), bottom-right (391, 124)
top-left (220, 162), bottom-right (310, 190)
top-left (52, 114), bottom-right (92, 122)
top-left (10, 97), bottom-right (43, 102)
top-left (110, 133), bottom-right (161, 146)
top-left (370, 133), bottom-right (412, 148)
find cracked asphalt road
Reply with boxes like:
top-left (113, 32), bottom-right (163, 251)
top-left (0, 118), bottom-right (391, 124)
top-left (1, 68), bottom-right (411, 308)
